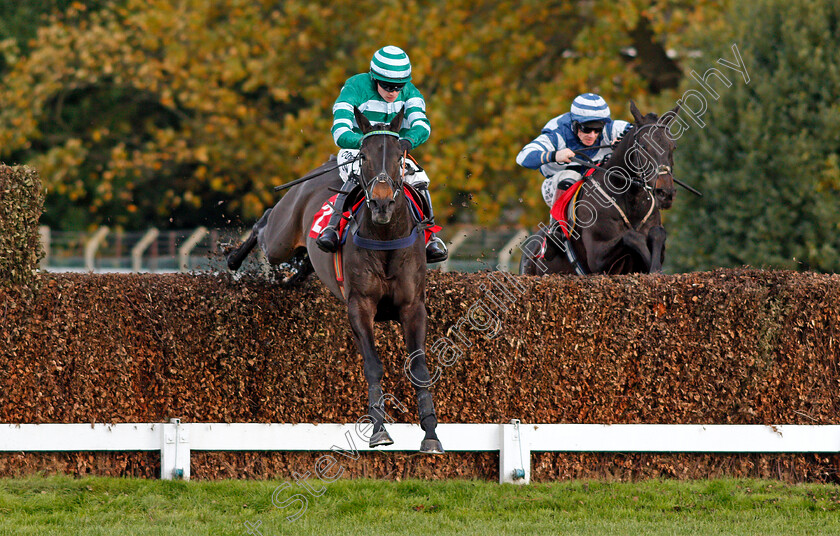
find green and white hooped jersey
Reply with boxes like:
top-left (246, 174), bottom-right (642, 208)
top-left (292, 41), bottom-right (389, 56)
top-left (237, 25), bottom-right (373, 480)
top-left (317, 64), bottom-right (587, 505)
top-left (331, 73), bottom-right (431, 150)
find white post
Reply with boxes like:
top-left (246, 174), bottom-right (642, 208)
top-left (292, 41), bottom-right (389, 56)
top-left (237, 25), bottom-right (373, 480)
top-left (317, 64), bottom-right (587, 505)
top-left (160, 418), bottom-right (190, 480)
top-left (131, 228), bottom-right (159, 272)
top-left (39, 226), bottom-right (50, 269)
top-left (84, 226), bottom-right (110, 272)
top-left (178, 227), bottom-right (208, 272)
top-left (499, 419), bottom-right (530, 484)
top-left (439, 226), bottom-right (474, 272)
top-left (497, 229), bottom-right (530, 272)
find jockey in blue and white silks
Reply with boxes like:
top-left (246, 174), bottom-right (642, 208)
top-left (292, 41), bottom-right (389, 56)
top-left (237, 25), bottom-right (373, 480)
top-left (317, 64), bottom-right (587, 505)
top-left (516, 93), bottom-right (631, 207)
top-left (316, 45), bottom-right (447, 263)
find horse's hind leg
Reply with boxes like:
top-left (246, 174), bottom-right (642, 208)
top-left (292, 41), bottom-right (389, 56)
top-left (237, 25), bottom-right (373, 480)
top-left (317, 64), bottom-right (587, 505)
top-left (401, 302), bottom-right (443, 454)
top-left (278, 247), bottom-right (313, 287)
top-left (227, 208), bottom-right (272, 271)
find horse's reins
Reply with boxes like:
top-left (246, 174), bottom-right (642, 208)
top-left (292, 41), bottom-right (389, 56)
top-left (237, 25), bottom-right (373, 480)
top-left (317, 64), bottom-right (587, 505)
top-left (568, 157), bottom-right (655, 232)
top-left (349, 130), bottom-right (426, 251)
top-left (567, 123), bottom-right (677, 232)
top-left (574, 123), bottom-right (702, 197)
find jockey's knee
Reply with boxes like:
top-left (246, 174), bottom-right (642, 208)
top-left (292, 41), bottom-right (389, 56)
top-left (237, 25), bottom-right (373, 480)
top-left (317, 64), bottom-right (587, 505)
top-left (543, 171), bottom-right (581, 207)
top-left (541, 177), bottom-right (558, 207)
top-left (408, 171), bottom-right (430, 189)
top-left (337, 148), bottom-right (361, 183)
top-left (404, 158), bottom-right (430, 189)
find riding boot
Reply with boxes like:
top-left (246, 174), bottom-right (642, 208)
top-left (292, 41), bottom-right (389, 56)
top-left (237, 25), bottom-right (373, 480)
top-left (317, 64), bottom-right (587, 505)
top-left (557, 177), bottom-right (576, 193)
top-left (416, 185), bottom-right (448, 263)
top-left (316, 179), bottom-right (356, 253)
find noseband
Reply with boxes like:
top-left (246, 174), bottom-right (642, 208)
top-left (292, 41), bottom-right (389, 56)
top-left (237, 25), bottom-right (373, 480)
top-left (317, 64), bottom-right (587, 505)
top-left (359, 130), bottom-right (403, 206)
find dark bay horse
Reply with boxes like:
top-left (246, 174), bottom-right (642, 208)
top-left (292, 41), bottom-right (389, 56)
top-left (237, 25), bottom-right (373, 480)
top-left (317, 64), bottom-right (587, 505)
top-left (520, 102), bottom-right (681, 275)
top-left (227, 107), bottom-right (443, 453)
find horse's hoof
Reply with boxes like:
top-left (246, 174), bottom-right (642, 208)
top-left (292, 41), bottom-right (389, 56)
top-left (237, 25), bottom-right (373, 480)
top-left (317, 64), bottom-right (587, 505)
top-left (226, 253), bottom-right (242, 272)
top-left (369, 430), bottom-right (394, 448)
top-left (419, 439), bottom-right (444, 454)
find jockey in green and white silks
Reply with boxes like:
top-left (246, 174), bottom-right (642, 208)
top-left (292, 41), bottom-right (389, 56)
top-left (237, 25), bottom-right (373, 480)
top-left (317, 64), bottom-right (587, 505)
top-left (517, 93), bottom-right (631, 208)
top-left (316, 45), bottom-right (447, 263)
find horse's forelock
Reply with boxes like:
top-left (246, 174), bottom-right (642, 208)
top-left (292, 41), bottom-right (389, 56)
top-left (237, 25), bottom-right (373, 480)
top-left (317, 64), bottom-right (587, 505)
top-left (636, 112), bottom-right (660, 127)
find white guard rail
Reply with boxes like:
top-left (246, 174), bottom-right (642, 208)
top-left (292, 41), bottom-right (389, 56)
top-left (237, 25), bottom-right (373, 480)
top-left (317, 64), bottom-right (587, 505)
top-left (2, 421), bottom-right (838, 484)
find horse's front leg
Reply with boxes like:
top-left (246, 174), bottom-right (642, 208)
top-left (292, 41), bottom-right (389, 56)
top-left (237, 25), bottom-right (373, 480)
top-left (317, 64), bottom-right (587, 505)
top-left (584, 230), bottom-right (653, 274)
top-left (400, 301), bottom-right (444, 454)
top-left (347, 297), bottom-right (393, 448)
top-left (613, 231), bottom-right (652, 272)
top-left (647, 226), bottom-right (667, 272)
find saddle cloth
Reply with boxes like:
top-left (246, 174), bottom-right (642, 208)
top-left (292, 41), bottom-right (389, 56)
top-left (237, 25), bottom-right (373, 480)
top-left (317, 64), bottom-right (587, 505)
top-left (308, 185), bottom-right (442, 245)
top-left (549, 179), bottom-right (584, 239)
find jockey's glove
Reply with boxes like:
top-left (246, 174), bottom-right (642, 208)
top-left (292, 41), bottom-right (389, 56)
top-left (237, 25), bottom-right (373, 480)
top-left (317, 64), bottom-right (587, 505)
top-left (399, 139), bottom-right (413, 153)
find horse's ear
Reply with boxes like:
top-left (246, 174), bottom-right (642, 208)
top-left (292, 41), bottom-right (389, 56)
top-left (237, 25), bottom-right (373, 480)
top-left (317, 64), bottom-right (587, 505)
top-left (659, 103), bottom-right (682, 127)
top-left (354, 106), bottom-right (373, 134)
top-left (629, 100), bottom-right (644, 123)
top-left (669, 103), bottom-right (681, 119)
top-left (388, 107), bottom-right (405, 133)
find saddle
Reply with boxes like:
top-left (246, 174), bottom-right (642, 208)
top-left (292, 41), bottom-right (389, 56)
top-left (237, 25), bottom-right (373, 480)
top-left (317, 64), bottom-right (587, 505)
top-left (308, 183), bottom-right (441, 245)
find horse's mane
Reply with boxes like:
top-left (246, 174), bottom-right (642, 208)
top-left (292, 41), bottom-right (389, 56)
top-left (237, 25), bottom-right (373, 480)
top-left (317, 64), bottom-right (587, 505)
top-left (603, 112), bottom-right (660, 168)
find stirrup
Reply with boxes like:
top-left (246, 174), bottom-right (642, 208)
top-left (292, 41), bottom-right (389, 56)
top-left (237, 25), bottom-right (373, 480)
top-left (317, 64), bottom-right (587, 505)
top-left (316, 227), bottom-right (340, 253)
top-left (425, 236), bottom-right (448, 263)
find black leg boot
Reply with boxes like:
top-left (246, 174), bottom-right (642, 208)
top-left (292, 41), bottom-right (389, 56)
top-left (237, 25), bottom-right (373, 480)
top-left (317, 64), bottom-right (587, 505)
top-left (316, 180), bottom-right (356, 253)
top-left (416, 185), bottom-right (448, 263)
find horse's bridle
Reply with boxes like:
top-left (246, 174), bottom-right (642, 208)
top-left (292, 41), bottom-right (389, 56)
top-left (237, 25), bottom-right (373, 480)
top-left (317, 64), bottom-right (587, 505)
top-left (358, 130), bottom-right (404, 207)
top-left (623, 123), bottom-right (673, 192)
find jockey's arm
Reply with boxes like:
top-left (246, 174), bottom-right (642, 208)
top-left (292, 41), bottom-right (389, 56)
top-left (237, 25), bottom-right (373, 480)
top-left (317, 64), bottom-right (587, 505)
top-left (331, 83), bottom-right (364, 149)
top-left (516, 131), bottom-right (570, 178)
top-left (399, 86), bottom-right (431, 149)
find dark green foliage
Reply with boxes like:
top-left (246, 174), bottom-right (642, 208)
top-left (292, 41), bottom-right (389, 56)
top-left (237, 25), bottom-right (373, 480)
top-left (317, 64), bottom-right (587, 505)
top-left (668, 0), bottom-right (840, 272)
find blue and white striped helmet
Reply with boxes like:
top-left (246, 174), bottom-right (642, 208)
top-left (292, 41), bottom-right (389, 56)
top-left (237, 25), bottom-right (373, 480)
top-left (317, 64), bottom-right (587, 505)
top-left (570, 93), bottom-right (611, 125)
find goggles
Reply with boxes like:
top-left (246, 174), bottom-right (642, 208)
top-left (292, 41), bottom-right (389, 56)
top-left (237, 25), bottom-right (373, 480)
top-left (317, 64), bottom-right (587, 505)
top-left (578, 124), bottom-right (603, 134)
top-left (377, 80), bottom-right (405, 93)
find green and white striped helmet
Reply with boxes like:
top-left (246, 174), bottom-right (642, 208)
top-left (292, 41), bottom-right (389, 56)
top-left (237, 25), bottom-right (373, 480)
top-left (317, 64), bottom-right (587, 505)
top-left (369, 45), bottom-right (412, 84)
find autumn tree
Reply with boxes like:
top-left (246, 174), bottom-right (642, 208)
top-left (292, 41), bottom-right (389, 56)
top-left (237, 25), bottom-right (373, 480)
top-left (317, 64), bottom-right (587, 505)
top-left (0, 0), bottom-right (724, 231)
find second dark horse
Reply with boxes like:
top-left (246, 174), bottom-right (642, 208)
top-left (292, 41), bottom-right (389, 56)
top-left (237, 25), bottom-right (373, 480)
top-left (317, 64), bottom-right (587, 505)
top-left (227, 107), bottom-right (443, 453)
top-left (520, 102), bottom-right (681, 275)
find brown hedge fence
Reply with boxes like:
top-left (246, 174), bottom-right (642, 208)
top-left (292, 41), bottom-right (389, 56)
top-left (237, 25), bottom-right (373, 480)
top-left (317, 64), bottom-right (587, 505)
top-left (1, 268), bottom-right (838, 482)
top-left (0, 166), bottom-right (43, 289)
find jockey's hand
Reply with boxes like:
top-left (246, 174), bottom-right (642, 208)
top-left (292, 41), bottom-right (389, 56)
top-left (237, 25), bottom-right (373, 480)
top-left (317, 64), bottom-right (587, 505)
top-left (554, 148), bottom-right (575, 163)
top-left (399, 139), bottom-right (413, 153)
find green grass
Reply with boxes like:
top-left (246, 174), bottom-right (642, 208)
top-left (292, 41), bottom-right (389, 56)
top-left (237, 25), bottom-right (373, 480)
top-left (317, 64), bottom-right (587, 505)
top-left (0, 476), bottom-right (838, 535)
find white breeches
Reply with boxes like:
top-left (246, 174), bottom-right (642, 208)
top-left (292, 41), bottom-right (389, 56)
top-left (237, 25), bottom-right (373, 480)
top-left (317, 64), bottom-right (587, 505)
top-left (541, 170), bottom-right (582, 206)
top-left (337, 149), bottom-right (430, 188)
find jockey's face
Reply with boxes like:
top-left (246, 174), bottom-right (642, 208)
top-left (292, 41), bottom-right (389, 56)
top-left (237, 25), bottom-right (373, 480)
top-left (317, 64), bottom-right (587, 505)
top-left (577, 128), bottom-right (601, 146)
top-left (376, 81), bottom-right (402, 103)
